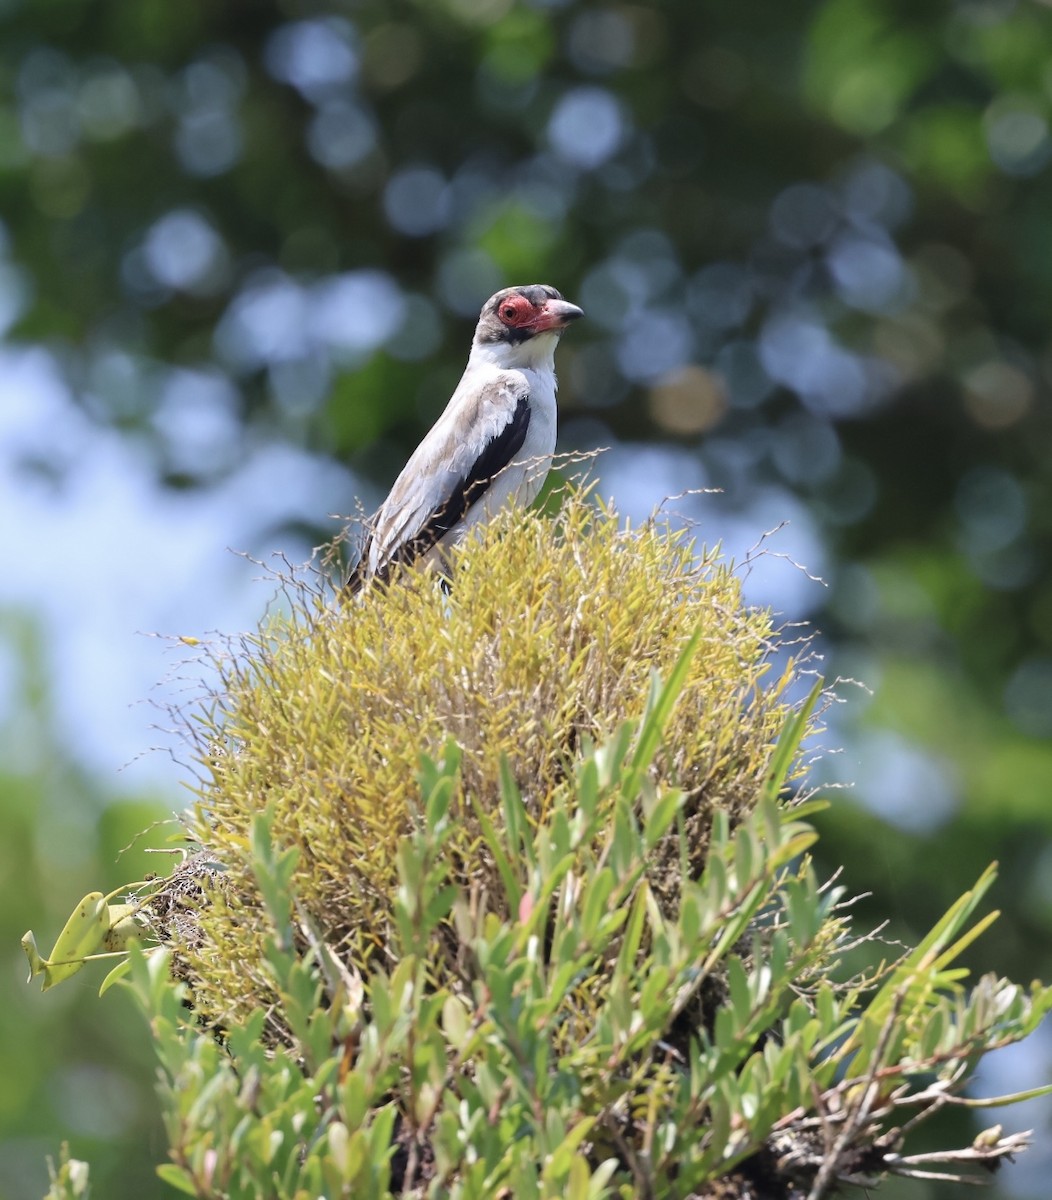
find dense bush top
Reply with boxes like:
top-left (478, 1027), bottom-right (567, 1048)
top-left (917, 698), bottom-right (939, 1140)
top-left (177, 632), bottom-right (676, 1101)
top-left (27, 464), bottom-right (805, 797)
top-left (182, 490), bottom-right (800, 1029)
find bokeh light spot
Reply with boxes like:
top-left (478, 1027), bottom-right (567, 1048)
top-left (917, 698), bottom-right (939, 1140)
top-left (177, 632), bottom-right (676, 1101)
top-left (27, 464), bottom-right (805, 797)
top-left (175, 108), bottom-right (242, 177)
top-left (437, 249), bottom-right (503, 317)
top-left (1004, 657), bottom-right (1052, 738)
top-left (215, 273), bottom-right (308, 370)
top-left (760, 310), bottom-right (873, 416)
top-left (770, 183), bottom-right (839, 249)
top-left (770, 412), bottom-right (841, 485)
top-left (827, 233), bottom-right (910, 313)
top-left (687, 262), bottom-right (753, 331)
top-left (143, 209), bottom-right (228, 293)
top-left (848, 732), bottom-right (959, 832)
top-left (648, 364), bottom-right (727, 436)
top-left (383, 166), bottom-right (450, 237)
top-left (386, 294), bottom-right (445, 363)
top-left (963, 360), bottom-right (1033, 429)
top-left (310, 271), bottom-right (406, 358)
top-left (308, 100), bottom-right (376, 170)
top-left (547, 86), bottom-right (624, 169)
top-left (362, 24), bottom-right (424, 90)
top-left (151, 367), bottom-right (241, 478)
top-left (715, 342), bottom-right (774, 410)
top-left (78, 65), bottom-right (142, 141)
top-left (615, 310), bottom-right (694, 382)
top-left (264, 19), bottom-right (358, 100)
top-left (984, 99), bottom-right (1052, 177)
top-left (954, 466), bottom-right (1026, 555)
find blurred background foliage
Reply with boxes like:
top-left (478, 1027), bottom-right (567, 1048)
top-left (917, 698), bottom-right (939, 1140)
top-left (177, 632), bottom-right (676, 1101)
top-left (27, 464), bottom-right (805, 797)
top-left (2, 0), bottom-right (1052, 1197)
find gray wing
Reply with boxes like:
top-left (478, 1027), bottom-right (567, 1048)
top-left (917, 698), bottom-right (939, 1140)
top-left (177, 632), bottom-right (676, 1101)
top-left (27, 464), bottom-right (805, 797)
top-left (345, 382), bottom-right (531, 594)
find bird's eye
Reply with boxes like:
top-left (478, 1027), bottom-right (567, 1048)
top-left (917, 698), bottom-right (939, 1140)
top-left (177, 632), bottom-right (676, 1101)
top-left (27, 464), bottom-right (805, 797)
top-left (501, 305), bottom-right (517, 320)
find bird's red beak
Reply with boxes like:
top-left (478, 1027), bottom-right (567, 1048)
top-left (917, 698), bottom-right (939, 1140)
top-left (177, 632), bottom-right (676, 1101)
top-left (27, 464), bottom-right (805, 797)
top-left (527, 298), bottom-right (584, 333)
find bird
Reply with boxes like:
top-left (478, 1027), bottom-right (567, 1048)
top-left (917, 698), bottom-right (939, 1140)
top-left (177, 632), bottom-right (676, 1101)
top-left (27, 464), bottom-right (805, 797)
top-left (344, 284), bottom-right (583, 595)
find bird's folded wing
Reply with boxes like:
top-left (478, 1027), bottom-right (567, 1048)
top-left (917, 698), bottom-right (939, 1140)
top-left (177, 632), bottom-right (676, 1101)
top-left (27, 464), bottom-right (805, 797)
top-left (346, 383), bottom-right (532, 593)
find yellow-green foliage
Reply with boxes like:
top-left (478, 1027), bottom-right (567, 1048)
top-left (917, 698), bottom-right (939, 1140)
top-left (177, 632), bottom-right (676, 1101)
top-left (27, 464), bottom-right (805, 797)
top-left (180, 489), bottom-right (807, 1026)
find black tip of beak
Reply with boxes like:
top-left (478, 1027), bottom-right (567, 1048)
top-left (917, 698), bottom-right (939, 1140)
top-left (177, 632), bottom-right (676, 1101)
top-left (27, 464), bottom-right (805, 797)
top-left (548, 300), bottom-right (584, 326)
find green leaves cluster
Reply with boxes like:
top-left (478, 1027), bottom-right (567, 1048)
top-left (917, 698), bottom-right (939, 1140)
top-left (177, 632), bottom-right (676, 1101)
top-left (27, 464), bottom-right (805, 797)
top-left (93, 677), bottom-right (1050, 1198)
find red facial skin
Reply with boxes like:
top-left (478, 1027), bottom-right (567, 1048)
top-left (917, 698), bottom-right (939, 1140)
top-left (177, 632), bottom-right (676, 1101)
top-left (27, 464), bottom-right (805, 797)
top-left (498, 294), bottom-right (577, 333)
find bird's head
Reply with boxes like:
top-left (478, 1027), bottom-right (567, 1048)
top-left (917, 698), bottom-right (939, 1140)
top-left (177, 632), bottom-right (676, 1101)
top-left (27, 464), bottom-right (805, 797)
top-left (471, 285), bottom-right (584, 369)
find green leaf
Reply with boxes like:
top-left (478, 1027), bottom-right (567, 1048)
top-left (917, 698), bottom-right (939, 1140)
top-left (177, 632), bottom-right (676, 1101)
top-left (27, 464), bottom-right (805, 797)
top-left (420, 739), bottom-right (460, 831)
top-left (249, 809), bottom-right (300, 943)
top-left (23, 893), bottom-right (109, 991)
top-left (733, 826), bottom-right (756, 889)
top-left (542, 1117), bottom-right (597, 1183)
top-left (470, 786), bottom-right (522, 913)
top-left (643, 788), bottom-right (684, 849)
top-left (965, 1082), bottom-right (1052, 1107)
top-left (442, 993), bottom-right (471, 1050)
top-left (155, 1164), bottom-right (199, 1195)
top-left (98, 955), bottom-right (135, 996)
top-left (580, 869), bottom-right (615, 939)
top-left (621, 625), bottom-right (704, 803)
top-left (593, 720), bottom-right (635, 791)
top-left (870, 865), bottom-right (997, 1009)
top-left (726, 955), bottom-right (752, 1026)
top-left (761, 679), bottom-right (822, 805)
top-left (612, 882), bottom-right (648, 984)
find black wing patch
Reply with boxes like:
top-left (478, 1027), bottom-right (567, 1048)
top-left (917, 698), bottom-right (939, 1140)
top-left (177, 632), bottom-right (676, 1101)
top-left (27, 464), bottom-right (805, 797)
top-left (345, 394), bottom-right (531, 595)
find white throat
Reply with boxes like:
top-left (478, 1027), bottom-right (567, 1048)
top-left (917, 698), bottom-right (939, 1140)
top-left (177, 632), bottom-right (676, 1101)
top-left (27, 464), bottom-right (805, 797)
top-left (469, 330), bottom-right (561, 373)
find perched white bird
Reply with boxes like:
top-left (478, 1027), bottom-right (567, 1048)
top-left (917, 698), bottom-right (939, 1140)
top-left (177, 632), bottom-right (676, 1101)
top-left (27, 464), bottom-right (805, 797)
top-left (345, 284), bottom-right (583, 594)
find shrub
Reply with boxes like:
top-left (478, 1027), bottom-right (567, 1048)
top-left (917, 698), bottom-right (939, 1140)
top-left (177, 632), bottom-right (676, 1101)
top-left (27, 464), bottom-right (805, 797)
top-left (175, 489), bottom-right (804, 1034)
top-left (28, 488), bottom-right (1052, 1198)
